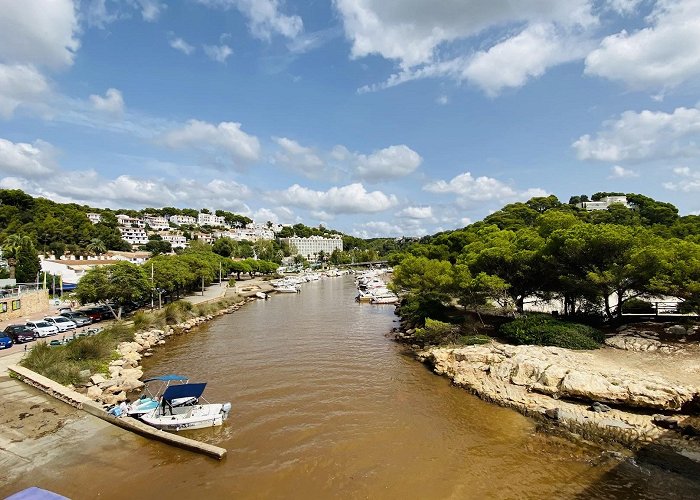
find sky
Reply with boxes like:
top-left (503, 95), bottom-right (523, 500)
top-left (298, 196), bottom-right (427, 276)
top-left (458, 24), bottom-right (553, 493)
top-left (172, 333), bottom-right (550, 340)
top-left (1, 0), bottom-right (700, 238)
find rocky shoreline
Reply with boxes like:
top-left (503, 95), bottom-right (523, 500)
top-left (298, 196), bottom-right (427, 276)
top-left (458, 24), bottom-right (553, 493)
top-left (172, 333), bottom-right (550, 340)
top-left (76, 296), bottom-right (257, 406)
top-left (396, 326), bottom-right (700, 458)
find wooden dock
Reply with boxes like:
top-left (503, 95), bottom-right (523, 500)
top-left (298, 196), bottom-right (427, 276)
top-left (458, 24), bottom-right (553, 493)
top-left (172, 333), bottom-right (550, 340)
top-left (8, 364), bottom-right (227, 460)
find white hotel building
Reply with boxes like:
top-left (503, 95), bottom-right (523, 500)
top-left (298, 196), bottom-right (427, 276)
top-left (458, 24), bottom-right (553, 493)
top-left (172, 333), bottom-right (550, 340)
top-left (143, 215), bottom-right (170, 231)
top-left (119, 226), bottom-right (149, 245)
top-left (169, 215), bottom-right (197, 225)
top-left (198, 212), bottom-right (227, 227)
top-left (280, 235), bottom-right (343, 260)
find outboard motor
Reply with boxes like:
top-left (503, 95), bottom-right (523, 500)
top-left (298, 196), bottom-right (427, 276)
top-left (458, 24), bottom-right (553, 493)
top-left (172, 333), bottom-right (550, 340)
top-left (221, 402), bottom-right (232, 416)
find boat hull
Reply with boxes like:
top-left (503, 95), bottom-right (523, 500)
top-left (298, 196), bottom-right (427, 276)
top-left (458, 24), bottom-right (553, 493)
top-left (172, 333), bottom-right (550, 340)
top-left (141, 403), bottom-right (231, 432)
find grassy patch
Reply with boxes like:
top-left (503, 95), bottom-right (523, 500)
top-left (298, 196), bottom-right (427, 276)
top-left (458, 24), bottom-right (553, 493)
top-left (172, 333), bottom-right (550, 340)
top-left (499, 314), bottom-right (603, 350)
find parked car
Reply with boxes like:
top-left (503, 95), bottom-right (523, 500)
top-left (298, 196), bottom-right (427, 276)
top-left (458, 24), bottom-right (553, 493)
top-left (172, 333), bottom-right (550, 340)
top-left (44, 316), bottom-right (77, 332)
top-left (26, 320), bottom-right (59, 337)
top-left (0, 334), bottom-right (12, 349)
top-left (3, 324), bottom-right (36, 344)
top-left (60, 311), bottom-right (92, 326)
top-left (78, 307), bottom-right (103, 322)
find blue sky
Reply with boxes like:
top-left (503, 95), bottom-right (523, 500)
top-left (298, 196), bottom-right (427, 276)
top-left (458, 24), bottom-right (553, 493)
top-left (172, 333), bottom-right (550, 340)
top-left (2, 0), bottom-right (700, 237)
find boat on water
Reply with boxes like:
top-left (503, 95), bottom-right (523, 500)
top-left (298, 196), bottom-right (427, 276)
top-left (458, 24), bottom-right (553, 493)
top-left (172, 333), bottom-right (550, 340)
top-left (255, 291), bottom-right (268, 299)
top-left (140, 382), bottom-right (232, 431)
top-left (127, 374), bottom-right (194, 417)
top-left (370, 293), bottom-right (399, 304)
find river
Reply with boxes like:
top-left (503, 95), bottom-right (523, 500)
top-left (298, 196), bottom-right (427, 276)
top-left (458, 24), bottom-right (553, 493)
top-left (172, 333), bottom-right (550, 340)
top-left (4, 276), bottom-right (700, 499)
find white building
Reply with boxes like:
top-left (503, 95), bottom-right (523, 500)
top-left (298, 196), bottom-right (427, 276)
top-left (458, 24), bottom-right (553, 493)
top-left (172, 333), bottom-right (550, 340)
top-left (162, 233), bottom-right (187, 249)
top-left (198, 212), bottom-right (227, 227)
top-left (86, 212), bottom-right (102, 224)
top-left (144, 215), bottom-right (170, 231)
top-left (193, 232), bottom-right (214, 244)
top-left (169, 215), bottom-right (197, 226)
top-left (215, 227), bottom-right (274, 242)
top-left (576, 196), bottom-right (631, 211)
top-left (119, 226), bottom-right (149, 245)
top-left (280, 235), bottom-right (343, 260)
top-left (116, 214), bottom-right (146, 228)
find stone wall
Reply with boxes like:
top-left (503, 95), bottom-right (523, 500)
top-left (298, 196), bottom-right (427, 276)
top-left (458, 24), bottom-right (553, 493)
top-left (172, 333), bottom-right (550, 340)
top-left (0, 289), bottom-right (50, 321)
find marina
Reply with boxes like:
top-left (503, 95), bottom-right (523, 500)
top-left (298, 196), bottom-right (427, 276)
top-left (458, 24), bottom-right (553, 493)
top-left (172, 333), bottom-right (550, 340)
top-left (4, 276), bottom-right (698, 498)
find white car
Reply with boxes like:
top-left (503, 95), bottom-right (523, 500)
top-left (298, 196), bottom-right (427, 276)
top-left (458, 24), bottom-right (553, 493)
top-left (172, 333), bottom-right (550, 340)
top-left (44, 316), bottom-right (77, 332)
top-left (26, 320), bottom-right (59, 337)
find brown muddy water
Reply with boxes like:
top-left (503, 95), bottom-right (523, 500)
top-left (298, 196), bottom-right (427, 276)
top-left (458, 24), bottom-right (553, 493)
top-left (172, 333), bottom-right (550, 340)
top-left (3, 277), bottom-right (700, 499)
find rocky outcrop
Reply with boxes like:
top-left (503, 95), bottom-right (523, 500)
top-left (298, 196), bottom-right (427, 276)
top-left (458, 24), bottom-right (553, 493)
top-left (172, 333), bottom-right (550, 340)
top-left (418, 342), bottom-right (700, 447)
top-left (80, 297), bottom-right (256, 406)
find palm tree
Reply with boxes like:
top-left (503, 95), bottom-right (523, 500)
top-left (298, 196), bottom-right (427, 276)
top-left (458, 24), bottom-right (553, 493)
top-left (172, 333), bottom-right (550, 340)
top-left (86, 238), bottom-right (107, 257)
top-left (1, 234), bottom-right (33, 280)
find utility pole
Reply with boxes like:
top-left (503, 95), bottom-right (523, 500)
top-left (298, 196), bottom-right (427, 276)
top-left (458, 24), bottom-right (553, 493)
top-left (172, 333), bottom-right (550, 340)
top-left (201, 275), bottom-right (205, 296)
top-left (150, 262), bottom-right (154, 309)
top-left (219, 261), bottom-right (222, 287)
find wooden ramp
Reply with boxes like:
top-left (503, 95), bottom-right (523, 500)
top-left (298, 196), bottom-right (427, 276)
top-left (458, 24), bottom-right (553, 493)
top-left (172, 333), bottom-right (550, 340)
top-left (8, 364), bottom-right (227, 460)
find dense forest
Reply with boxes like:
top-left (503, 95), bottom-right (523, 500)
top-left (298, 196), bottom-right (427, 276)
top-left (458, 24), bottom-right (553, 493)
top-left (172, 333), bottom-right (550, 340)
top-left (390, 193), bottom-right (700, 329)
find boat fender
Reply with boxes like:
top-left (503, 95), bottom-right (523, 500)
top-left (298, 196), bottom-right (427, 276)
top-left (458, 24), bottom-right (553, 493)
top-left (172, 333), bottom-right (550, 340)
top-left (222, 402), bottom-right (232, 414)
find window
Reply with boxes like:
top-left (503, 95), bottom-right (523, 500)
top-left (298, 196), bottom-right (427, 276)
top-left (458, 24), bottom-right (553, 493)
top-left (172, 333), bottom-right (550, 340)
top-left (0, 302), bottom-right (7, 313)
top-left (11, 300), bottom-right (20, 311)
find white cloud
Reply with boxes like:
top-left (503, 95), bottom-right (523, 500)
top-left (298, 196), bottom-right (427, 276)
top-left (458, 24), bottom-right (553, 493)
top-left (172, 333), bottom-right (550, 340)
top-left (161, 119), bottom-right (260, 165)
top-left (0, 64), bottom-right (50, 118)
top-left (204, 44), bottom-right (233, 63)
top-left (573, 106), bottom-right (700, 162)
top-left (197, 0), bottom-right (303, 40)
top-left (396, 205), bottom-right (433, 219)
top-left (585, 0), bottom-right (700, 90)
top-left (0, 138), bottom-right (57, 177)
top-left (272, 137), bottom-right (324, 176)
top-left (336, 0), bottom-right (594, 69)
top-left (436, 95), bottom-right (449, 105)
top-left (89, 88), bottom-right (125, 114)
top-left (663, 166), bottom-right (700, 192)
top-left (2, 168), bottom-right (253, 211)
top-left (461, 24), bottom-right (589, 96)
top-left (353, 220), bottom-right (427, 238)
top-left (133, 0), bottom-right (165, 21)
top-left (609, 165), bottom-right (639, 178)
top-left (273, 183), bottom-right (398, 214)
top-left (424, 171), bottom-right (546, 207)
top-left (170, 37), bottom-right (196, 55)
top-left (354, 145), bottom-right (422, 181)
top-left (0, 0), bottom-right (79, 69)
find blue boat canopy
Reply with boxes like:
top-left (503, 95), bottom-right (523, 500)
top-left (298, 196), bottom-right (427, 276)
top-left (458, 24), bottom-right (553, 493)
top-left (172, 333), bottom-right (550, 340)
top-left (143, 374), bottom-right (189, 383)
top-left (162, 382), bottom-right (206, 402)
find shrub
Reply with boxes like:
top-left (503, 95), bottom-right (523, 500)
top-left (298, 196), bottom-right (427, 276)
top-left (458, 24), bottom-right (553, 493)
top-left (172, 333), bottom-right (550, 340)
top-left (414, 318), bottom-right (461, 345)
top-left (65, 335), bottom-right (113, 361)
top-left (458, 335), bottom-right (491, 346)
top-left (499, 314), bottom-right (603, 350)
top-left (621, 298), bottom-right (655, 314)
top-left (133, 310), bottom-right (165, 330)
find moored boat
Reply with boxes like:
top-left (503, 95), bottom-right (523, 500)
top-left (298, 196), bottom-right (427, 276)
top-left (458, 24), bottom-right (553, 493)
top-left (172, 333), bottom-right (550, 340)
top-left (140, 382), bottom-right (232, 431)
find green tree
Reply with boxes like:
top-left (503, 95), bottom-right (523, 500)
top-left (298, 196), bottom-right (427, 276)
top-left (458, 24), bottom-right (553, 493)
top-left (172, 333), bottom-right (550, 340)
top-left (86, 238), bottom-right (107, 256)
top-left (144, 239), bottom-right (172, 256)
top-left (1, 234), bottom-right (37, 281)
top-left (75, 262), bottom-right (151, 318)
top-left (452, 264), bottom-right (509, 324)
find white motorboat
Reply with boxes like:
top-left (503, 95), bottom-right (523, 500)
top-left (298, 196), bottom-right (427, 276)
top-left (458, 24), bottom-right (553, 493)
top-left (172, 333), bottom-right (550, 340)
top-left (140, 383), bottom-right (232, 431)
top-left (127, 375), bottom-right (193, 417)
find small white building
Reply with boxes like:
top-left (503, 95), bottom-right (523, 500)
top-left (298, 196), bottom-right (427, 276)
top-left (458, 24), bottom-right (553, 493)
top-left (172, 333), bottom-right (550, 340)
top-left (116, 214), bottom-right (146, 227)
top-left (198, 212), bottom-right (227, 227)
top-left (119, 226), bottom-right (149, 245)
top-left (143, 215), bottom-right (170, 231)
top-left (576, 196), bottom-right (631, 211)
top-left (162, 233), bottom-right (187, 249)
top-left (280, 235), bottom-right (343, 260)
top-left (193, 232), bottom-right (214, 244)
top-left (86, 212), bottom-right (102, 224)
top-left (169, 215), bottom-right (197, 226)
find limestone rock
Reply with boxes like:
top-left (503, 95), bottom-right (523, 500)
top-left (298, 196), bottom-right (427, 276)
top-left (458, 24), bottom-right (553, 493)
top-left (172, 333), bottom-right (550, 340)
top-left (90, 373), bottom-right (107, 385)
top-left (87, 385), bottom-right (103, 399)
